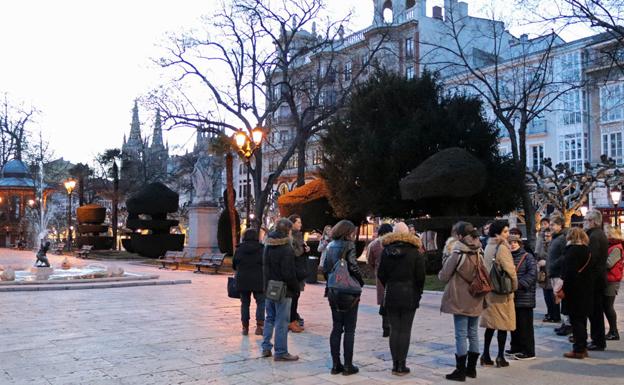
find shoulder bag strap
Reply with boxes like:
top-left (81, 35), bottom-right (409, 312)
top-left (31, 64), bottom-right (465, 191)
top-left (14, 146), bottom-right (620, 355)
top-left (516, 253), bottom-right (528, 272)
top-left (578, 252), bottom-right (592, 273)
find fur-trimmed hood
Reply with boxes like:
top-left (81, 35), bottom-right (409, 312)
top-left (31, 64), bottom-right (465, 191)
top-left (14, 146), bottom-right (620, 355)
top-left (264, 232), bottom-right (291, 247)
top-left (381, 232), bottom-right (422, 248)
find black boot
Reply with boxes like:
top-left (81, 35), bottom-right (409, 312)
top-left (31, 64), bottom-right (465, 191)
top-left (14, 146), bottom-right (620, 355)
top-left (331, 360), bottom-right (344, 375)
top-left (466, 352), bottom-right (479, 378)
top-left (445, 354), bottom-right (467, 382)
top-left (396, 360), bottom-right (410, 376)
top-left (391, 360), bottom-right (398, 374)
top-left (342, 363), bottom-right (359, 376)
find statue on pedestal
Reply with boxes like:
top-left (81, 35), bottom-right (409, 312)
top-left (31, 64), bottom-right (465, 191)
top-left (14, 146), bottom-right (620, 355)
top-left (191, 153), bottom-right (223, 206)
top-left (35, 241), bottom-right (51, 267)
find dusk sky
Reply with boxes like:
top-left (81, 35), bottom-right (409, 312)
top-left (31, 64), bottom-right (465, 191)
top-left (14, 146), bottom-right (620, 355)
top-left (0, 0), bottom-right (594, 165)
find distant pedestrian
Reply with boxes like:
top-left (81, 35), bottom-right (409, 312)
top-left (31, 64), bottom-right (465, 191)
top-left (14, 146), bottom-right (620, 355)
top-left (322, 220), bottom-right (364, 376)
top-left (442, 222), bottom-right (460, 266)
top-left (261, 218), bottom-right (300, 361)
top-left (605, 226), bottom-right (623, 341)
top-left (562, 227), bottom-right (594, 359)
top-left (585, 210), bottom-right (609, 351)
top-left (548, 215), bottom-right (569, 334)
top-left (438, 222), bottom-right (487, 382)
top-left (507, 233), bottom-right (537, 360)
top-left (480, 220), bottom-right (494, 250)
top-left (480, 220), bottom-right (517, 368)
top-left (318, 225), bottom-right (333, 269)
top-left (288, 214), bottom-right (309, 333)
top-left (536, 228), bottom-right (557, 323)
top-left (378, 222), bottom-right (426, 376)
top-left (233, 228), bottom-right (265, 336)
top-left (366, 223), bottom-right (394, 337)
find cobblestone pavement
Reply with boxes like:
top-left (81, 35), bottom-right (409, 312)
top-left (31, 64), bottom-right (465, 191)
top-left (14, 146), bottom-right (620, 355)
top-left (0, 249), bottom-right (623, 384)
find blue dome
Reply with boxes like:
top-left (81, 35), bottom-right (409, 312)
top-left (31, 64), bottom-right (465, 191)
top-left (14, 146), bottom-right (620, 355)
top-left (2, 159), bottom-right (30, 177)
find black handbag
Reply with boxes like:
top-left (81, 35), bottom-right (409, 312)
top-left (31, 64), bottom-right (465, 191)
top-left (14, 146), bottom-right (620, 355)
top-left (227, 276), bottom-right (240, 298)
top-left (266, 279), bottom-right (286, 301)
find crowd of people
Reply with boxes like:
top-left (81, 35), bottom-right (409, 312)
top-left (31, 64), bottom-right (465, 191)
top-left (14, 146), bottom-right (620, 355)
top-left (230, 210), bottom-right (623, 380)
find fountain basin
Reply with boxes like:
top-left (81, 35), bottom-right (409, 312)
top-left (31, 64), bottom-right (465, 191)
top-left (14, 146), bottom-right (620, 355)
top-left (1, 265), bottom-right (156, 284)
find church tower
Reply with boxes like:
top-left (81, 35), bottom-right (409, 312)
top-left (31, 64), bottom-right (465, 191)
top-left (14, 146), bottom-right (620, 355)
top-left (146, 109), bottom-right (169, 181)
top-left (121, 100), bottom-right (144, 181)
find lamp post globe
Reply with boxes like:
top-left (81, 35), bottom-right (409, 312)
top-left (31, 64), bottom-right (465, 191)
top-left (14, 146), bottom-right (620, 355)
top-left (64, 178), bottom-right (76, 251)
top-left (611, 186), bottom-right (621, 227)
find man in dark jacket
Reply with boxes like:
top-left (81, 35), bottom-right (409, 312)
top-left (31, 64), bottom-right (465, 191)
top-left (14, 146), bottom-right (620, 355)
top-left (233, 228), bottom-right (265, 336)
top-left (585, 210), bottom-right (609, 351)
top-left (547, 215), bottom-right (569, 335)
top-left (508, 234), bottom-right (537, 360)
top-left (261, 218), bottom-right (300, 361)
top-left (287, 214), bottom-right (309, 332)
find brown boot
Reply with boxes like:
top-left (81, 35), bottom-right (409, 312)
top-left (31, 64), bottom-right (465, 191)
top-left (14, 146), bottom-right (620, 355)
top-left (255, 321), bottom-right (264, 336)
top-left (288, 320), bottom-right (303, 333)
top-left (242, 321), bottom-right (249, 336)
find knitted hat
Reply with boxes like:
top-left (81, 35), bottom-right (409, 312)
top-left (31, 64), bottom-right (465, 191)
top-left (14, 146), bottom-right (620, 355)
top-left (509, 234), bottom-right (522, 243)
top-left (393, 222), bottom-right (410, 234)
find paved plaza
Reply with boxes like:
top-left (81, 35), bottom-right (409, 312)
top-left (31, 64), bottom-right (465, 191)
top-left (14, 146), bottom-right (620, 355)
top-left (0, 249), bottom-right (623, 385)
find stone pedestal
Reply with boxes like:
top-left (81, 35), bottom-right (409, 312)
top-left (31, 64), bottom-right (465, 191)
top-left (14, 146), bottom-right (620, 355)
top-left (185, 203), bottom-right (220, 257)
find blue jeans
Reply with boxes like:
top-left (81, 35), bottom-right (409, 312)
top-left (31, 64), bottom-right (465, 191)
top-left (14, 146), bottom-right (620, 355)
top-left (239, 290), bottom-right (265, 323)
top-left (262, 297), bottom-right (292, 357)
top-left (453, 315), bottom-right (479, 356)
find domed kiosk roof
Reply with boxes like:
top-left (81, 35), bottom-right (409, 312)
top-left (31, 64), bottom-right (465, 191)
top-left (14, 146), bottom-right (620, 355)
top-left (2, 159), bottom-right (30, 178)
top-left (0, 159), bottom-right (37, 189)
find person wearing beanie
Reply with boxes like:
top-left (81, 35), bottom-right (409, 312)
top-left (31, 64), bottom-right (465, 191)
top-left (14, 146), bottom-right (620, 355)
top-left (378, 222), bottom-right (426, 376)
top-left (367, 223), bottom-right (394, 337)
top-left (507, 233), bottom-right (537, 360)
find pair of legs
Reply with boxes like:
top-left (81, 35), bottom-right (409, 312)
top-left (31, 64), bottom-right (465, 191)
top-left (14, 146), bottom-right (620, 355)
top-left (290, 291), bottom-right (301, 322)
top-left (453, 315), bottom-right (479, 356)
top-left (239, 290), bottom-right (265, 324)
top-left (387, 308), bottom-right (416, 365)
top-left (543, 288), bottom-right (561, 321)
top-left (570, 314), bottom-right (588, 352)
top-left (483, 329), bottom-right (507, 360)
top-left (588, 291), bottom-right (606, 348)
top-left (262, 297), bottom-right (292, 357)
top-left (510, 308), bottom-right (535, 357)
top-left (330, 303), bottom-right (359, 368)
top-left (603, 295), bottom-right (618, 336)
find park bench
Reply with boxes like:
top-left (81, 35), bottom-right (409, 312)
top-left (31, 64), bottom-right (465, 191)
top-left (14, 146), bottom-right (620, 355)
top-left (76, 245), bottom-right (94, 258)
top-left (190, 253), bottom-right (226, 274)
top-left (158, 251), bottom-right (191, 270)
top-left (52, 244), bottom-right (65, 255)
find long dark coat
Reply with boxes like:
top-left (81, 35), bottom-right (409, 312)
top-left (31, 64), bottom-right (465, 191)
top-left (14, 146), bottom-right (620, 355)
top-left (562, 244), bottom-right (595, 316)
top-left (232, 240), bottom-right (264, 292)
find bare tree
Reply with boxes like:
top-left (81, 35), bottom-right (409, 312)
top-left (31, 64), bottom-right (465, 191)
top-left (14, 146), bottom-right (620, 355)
top-left (0, 92), bottom-right (37, 164)
top-left (528, 156), bottom-right (619, 226)
top-left (150, 0), bottom-right (387, 223)
top-left (421, 4), bottom-right (583, 247)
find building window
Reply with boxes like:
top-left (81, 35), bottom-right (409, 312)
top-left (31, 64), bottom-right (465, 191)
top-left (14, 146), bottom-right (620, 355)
top-left (287, 155), bottom-right (299, 170)
top-left (313, 149), bottom-right (323, 165)
top-left (406, 66), bottom-right (414, 80)
top-left (320, 90), bottom-right (337, 107)
top-left (361, 54), bottom-right (369, 74)
top-left (561, 89), bottom-right (582, 125)
top-left (602, 132), bottom-right (623, 165)
top-left (600, 83), bottom-right (624, 123)
top-left (559, 52), bottom-right (581, 82)
top-left (558, 132), bottom-right (587, 172)
top-left (405, 37), bottom-right (414, 58)
top-left (530, 144), bottom-right (544, 171)
top-left (344, 61), bottom-right (352, 82)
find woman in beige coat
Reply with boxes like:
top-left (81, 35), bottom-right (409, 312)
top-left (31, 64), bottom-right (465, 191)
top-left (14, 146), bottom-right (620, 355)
top-left (480, 220), bottom-right (517, 368)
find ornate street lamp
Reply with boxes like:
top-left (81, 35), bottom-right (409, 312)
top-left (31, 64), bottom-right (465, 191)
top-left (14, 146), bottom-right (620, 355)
top-left (233, 127), bottom-right (264, 228)
top-left (64, 179), bottom-right (76, 251)
top-left (610, 186), bottom-right (622, 227)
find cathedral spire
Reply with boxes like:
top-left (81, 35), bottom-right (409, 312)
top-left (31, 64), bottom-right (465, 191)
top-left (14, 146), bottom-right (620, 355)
top-left (128, 100), bottom-right (142, 144)
top-left (151, 109), bottom-right (164, 148)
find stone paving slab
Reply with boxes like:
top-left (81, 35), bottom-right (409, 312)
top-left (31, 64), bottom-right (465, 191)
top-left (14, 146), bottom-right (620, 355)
top-left (1, 249), bottom-right (623, 384)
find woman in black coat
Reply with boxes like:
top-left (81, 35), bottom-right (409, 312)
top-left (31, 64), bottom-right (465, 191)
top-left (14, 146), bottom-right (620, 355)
top-left (378, 222), bottom-right (426, 376)
top-left (233, 228), bottom-right (265, 336)
top-left (562, 228), bottom-right (595, 359)
top-left (322, 220), bottom-right (364, 376)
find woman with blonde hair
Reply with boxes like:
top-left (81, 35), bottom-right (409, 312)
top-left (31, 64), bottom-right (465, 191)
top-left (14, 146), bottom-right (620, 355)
top-left (562, 227), bottom-right (594, 359)
top-left (604, 226), bottom-right (624, 341)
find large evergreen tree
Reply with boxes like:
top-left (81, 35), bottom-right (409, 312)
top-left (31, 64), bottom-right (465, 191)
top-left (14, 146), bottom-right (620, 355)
top-left (321, 70), bottom-right (522, 222)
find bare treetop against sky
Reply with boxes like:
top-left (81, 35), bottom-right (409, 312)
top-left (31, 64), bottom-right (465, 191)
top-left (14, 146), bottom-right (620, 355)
top-left (0, 0), bottom-right (593, 164)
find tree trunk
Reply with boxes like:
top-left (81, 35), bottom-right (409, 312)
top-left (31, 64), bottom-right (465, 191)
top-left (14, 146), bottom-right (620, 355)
top-left (296, 137), bottom-right (306, 187)
top-left (226, 153), bottom-right (237, 253)
top-left (521, 187), bottom-right (536, 250)
top-left (112, 162), bottom-right (119, 250)
top-left (78, 176), bottom-right (85, 207)
top-left (564, 210), bottom-right (574, 228)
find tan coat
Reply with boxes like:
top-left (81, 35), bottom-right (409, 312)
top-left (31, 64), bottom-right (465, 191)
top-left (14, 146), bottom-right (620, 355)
top-left (438, 238), bottom-right (486, 317)
top-left (480, 237), bottom-right (518, 331)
